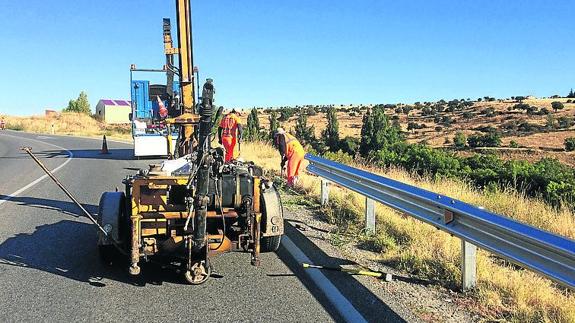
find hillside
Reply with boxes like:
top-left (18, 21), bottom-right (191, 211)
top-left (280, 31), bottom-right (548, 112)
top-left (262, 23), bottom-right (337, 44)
top-left (240, 97), bottom-right (575, 166)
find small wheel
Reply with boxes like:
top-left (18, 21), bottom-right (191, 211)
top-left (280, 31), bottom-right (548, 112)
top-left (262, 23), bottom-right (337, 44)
top-left (184, 261), bottom-right (212, 285)
top-left (261, 235), bottom-right (281, 252)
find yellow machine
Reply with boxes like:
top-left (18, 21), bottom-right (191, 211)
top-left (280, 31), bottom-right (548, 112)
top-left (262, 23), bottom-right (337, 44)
top-left (96, 0), bottom-right (284, 284)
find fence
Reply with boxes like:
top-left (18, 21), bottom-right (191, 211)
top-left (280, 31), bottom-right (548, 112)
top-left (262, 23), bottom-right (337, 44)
top-left (305, 154), bottom-right (575, 290)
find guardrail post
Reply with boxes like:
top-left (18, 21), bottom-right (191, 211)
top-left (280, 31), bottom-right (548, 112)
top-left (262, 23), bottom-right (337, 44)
top-left (461, 240), bottom-right (477, 291)
top-left (320, 179), bottom-right (329, 206)
top-left (365, 197), bottom-right (375, 233)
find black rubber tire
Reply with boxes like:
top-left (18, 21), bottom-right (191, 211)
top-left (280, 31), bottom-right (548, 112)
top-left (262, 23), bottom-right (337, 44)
top-left (98, 245), bottom-right (123, 265)
top-left (261, 235), bottom-right (281, 252)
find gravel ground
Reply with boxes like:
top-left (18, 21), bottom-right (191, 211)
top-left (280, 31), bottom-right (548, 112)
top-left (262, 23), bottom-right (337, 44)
top-left (281, 192), bottom-right (482, 323)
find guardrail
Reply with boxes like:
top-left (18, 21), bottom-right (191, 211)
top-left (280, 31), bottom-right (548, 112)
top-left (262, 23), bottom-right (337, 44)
top-left (305, 154), bottom-right (575, 291)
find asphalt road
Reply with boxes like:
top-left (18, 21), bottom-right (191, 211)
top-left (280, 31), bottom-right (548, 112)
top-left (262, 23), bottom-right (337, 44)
top-left (0, 131), bottom-right (406, 322)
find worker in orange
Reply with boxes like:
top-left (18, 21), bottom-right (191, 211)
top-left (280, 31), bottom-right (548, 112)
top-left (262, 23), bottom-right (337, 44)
top-left (274, 128), bottom-right (305, 187)
top-left (218, 109), bottom-right (243, 162)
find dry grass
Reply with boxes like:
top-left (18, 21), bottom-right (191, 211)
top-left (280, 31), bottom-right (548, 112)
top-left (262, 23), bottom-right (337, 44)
top-left (0, 113), bottom-right (132, 141)
top-left (241, 141), bottom-right (575, 322)
top-left (241, 97), bottom-right (575, 152)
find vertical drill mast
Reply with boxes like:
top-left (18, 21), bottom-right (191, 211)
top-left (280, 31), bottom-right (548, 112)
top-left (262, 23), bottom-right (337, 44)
top-left (175, 0), bottom-right (195, 113)
top-left (163, 0), bottom-right (198, 157)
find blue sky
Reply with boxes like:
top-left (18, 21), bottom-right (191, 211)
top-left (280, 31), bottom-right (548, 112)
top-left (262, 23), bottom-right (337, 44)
top-left (0, 0), bottom-right (573, 115)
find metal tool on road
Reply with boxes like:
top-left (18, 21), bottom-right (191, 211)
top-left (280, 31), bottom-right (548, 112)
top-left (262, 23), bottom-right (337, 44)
top-left (303, 263), bottom-right (393, 281)
top-left (20, 147), bottom-right (121, 249)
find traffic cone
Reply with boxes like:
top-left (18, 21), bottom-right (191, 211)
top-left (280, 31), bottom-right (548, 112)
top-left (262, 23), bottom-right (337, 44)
top-left (100, 135), bottom-right (110, 154)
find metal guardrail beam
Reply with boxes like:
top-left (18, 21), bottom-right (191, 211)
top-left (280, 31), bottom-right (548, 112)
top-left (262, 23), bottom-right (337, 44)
top-left (305, 154), bottom-right (575, 290)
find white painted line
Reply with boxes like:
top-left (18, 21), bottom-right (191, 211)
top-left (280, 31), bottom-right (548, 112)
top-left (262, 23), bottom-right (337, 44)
top-left (0, 132), bottom-right (73, 206)
top-left (281, 236), bottom-right (367, 323)
top-left (4, 129), bottom-right (133, 145)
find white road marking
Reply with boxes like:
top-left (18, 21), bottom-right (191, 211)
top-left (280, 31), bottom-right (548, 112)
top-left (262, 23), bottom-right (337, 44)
top-left (0, 132), bottom-right (73, 206)
top-left (281, 236), bottom-right (368, 323)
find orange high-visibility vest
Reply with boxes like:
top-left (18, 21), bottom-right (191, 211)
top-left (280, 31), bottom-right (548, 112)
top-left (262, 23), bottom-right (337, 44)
top-left (219, 113), bottom-right (241, 137)
top-left (284, 133), bottom-right (305, 157)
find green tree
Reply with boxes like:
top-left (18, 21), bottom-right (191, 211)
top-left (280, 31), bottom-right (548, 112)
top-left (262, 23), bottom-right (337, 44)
top-left (64, 91), bottom-right (91, 114)
top-left (565, 137), bottom-right (575, 151)
top-left (454, 132), bottom-right (467, 149)
top-left (567, 89), bottom-right (575, 98)
top-left (359, 105), bottom-right (404, 157)
top-left (268, 110), bottom-right (279, 141)
top-left (294, 112), bottom-right (315, 146)
top-left (322, 106), bottom-right (340, 151)
top-left (244, 108), bottom-right (261, 141)
top-left (467, 132), bottom-right (501, 147)
top-left (551, 101), bottom-right (564, 112)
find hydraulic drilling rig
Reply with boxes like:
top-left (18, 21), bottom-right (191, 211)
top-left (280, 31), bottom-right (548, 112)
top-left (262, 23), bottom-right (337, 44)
top-left (96, 0), bottom-right (284, 284)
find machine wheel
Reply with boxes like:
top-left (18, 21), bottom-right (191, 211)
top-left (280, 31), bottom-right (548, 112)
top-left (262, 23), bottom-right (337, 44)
top-left (261, 235), bottom-right (281, 252)
top-left (97, 192), bottom-right (126, 245)
top-left (98, 245), bottom-right (123, 264)
top-left (184, 261), bottom-right (212, 285)
top-left (260, 185), bottom-right (284, 253)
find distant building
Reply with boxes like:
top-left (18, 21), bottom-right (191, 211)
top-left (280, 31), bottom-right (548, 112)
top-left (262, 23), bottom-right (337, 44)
top-left (95, 99), bottom-right (131, 124)
top-left (45, 109), bottom-right (57, 117)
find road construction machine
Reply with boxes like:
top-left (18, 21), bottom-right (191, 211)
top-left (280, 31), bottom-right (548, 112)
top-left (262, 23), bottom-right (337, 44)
top-left (96, 0), bottom-right (284, 284)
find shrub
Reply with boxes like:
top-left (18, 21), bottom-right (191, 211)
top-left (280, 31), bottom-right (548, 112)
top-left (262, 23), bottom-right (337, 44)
top-left (468, 132), bottom-right (501, 147)
top-left (565, 137), bottom-right (575, 152)
top-left (558, 116), bottom-right (574, 129)
top-left (278, 107), bottom-right (296, 121)
top-left (509, 140), bottom-right (519, 148)
top-left (323, 150), bottom-right (354, 164)
top-left (481, 107), bottom-right (495, 117)
top-left (454, 132), bottom-right (466, 149)
top-left (6, 122), bottom-right (24, 131)
top-left (339, 136), bottom-right (360, 156)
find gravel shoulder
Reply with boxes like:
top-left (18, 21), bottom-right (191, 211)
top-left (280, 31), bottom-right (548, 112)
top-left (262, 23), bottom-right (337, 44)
top-left (281, 191), bottom-right (481, 323)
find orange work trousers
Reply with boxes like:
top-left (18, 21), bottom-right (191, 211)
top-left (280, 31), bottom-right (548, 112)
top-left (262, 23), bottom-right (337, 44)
top-left (286, 151), bottom-right (305, 186)
top-left (222, 136), bottom-right (238, 162)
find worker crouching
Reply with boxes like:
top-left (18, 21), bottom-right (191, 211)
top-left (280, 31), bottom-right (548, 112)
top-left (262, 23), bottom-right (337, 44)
top-left (274, 128), bottom-right (305, 187)
top-left (218, 109), bottom-right (243, 162)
